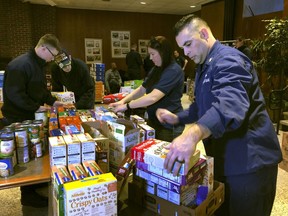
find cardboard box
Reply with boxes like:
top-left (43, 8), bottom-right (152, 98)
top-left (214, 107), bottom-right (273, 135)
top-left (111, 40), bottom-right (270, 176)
top-left (63, 173), bottom-right (117, 216)
top-left (129, 180), bottom-right (224, 216)
top-left (49, 136), bottom-right (67, 166)
top-left (138, 123), bottom-right (155, 140)
top-left (52, 91), bottom-right (75, 104)
top-left (81, 120), bottom-right (140, 167)
top-left (76, 133), bottom-right (96, 162)
top-left (94, 136), bottom-right (110, 172)
top-left (62, 134), bottom-right (81, 165)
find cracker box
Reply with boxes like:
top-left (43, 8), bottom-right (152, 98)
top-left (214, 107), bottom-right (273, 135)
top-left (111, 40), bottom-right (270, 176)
top-left (52, 91), bottom-right (75, 104)
top-left (49, 136), bottom-right (67, 166)
top-left (82, 160), bottom-right (103, 176)
top-left (95, 137), bottom-right (109, 173)
top-left (140, 140), bottom-right (201, 175)
top-left (76, 133), bottom-right (96, 162)
top-left (67, 163), bottom-right (88, 180)
top-left (63, 173), bottom-right (117, 216)
top-left (138, 123), bottom-right (155, 140)
top-left (62, 134), bottom-right (81, 165)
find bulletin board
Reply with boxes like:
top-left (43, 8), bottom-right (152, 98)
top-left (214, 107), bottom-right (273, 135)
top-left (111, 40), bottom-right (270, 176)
top-left (84, 38), bottom-right (102, 64)
top-left (111, 31), bottom-right (130, 58)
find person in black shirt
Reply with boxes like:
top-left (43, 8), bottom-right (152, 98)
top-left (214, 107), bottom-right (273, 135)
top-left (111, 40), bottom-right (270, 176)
top-left (50, 51), bottom-right (95, 109)
top-left (235, 36), bottom-right (252, 59)
top-left (126, 43), bottom-right (143, 80)
top-left (1, 34), bottom-right (64, 208)
top-left (174, 50), bottom-right (188, 71)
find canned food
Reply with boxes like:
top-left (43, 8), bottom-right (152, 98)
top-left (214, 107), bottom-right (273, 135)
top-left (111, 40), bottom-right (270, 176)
top-left (0, 157), bottom-right (14, 177)
top-left (17, 146), bottom-right (30, 164)
top-left (22, 120), bottom-right (33, 124)
top-left (14, 127), bottom-right (29, 147)
top-left (30, 142), bottom-right (42, 159)
top-left (0, 132), bottom-right (15, 157)
top-left (27, 124), bottom-right (40, 144)
top-left (35, 110), bottom-right (48, 126)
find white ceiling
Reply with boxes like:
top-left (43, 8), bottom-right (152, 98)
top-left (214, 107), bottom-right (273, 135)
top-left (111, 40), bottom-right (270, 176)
top-left (22, 0), bottom-right (215, 15)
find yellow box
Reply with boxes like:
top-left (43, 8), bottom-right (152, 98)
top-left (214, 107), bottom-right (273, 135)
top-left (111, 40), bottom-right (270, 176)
top-left (63, 173), bottom-right (117, 216)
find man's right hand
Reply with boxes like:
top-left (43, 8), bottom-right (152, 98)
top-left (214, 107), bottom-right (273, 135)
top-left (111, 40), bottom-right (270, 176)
top-left (53, 101), bottom-right (64, 107)
top-left (156, 108), bottom-right (179, 125)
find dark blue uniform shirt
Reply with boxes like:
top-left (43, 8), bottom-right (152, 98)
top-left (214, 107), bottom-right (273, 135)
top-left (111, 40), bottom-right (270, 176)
top-left (177, 41), bottom-right (282, 177)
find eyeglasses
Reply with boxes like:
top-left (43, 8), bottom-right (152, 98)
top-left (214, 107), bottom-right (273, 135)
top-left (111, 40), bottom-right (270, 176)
top-left (45, 46), bottom-right (58, 57)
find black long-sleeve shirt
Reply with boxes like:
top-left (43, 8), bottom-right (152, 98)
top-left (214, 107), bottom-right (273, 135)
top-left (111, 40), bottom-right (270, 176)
top-left (50, 58), bottom-right (95, 109)
top-left (2, 50), bottom-right (57, 121)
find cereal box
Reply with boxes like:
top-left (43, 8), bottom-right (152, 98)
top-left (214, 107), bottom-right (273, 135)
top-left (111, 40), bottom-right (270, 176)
top-left (49, 136), bottom-right (67, 166)
top-left (63, 173), bottom-right (117, 216)
top-left (52, 91), bottom-right (75, 104)
top-left (62, 134), bottom-right (81, 165)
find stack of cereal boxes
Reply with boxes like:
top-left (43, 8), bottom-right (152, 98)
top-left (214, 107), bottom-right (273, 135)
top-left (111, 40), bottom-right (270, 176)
top-left (130, 138), bottom-right (214, 208)
top-left (49, 132), bottom-right (118, 216)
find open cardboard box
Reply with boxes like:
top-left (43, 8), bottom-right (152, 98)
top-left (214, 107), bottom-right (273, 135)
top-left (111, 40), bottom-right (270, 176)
top-left (128, 180), bottom-right (224, 216)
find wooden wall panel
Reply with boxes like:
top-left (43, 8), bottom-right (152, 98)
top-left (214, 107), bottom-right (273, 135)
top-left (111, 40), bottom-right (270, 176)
top-left (55, 9), bottom-right (182, 72)
top-left (201, 1), bottom-right (225, 40)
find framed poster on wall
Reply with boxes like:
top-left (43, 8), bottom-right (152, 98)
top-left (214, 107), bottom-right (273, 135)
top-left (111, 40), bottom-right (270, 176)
top-left (111, 31), bottom-right (130, 58)
top-left (138, 39), bottom-right (150, 58)
top-left (84, 38), bottom-right (102, 64)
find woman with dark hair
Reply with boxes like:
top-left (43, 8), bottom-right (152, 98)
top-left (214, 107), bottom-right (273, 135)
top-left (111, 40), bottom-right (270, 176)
top-left (109, 36), bottom-right (184, 141)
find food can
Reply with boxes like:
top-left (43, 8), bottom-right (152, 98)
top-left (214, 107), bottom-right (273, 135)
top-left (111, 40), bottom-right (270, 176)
top-left (0, 131), bottom-right (15, 157)
top-left (22, 120), bottom-right (33, 125)
top-left (27, 124), bottom-right (40, 144)
top-left (0, 157), bottom-right (14, 177)
top-left (16, 146), bottom-right (30, 164)
top-left (14, 127), bottom-right (29, 147)
top-left (30, 142), bottom-right (42, 159)
top-left (35, 110), bottom-right (48, 127)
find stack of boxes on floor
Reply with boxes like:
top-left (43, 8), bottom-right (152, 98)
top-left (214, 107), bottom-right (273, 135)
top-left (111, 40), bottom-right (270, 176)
top-left (127, 138), bottom-right (225, 215)
top-left (48, 104), bottom-right (119, 216)
top-left (90, 63), bottom-right (105, 102)
top-left (48, 99), bottom-right (151, 215)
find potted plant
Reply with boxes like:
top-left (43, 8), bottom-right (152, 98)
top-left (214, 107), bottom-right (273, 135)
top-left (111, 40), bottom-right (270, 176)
top-left (251, 18), bottom-right (288, 132)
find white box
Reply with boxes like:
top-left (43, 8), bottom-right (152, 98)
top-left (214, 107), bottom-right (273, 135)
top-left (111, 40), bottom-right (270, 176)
top-left (76, 133), bottom-right (96, 162)
top-left (49, 136), bottom-right (67, 166)
top-left (62, 134), bottom-right (81, 165)
top-left (138, 123), bottom-right (155, 140)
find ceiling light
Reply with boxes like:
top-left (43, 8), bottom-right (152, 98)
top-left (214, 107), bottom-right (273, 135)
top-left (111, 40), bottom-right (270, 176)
top-left (140, 2), bottom-right (146, 5)
top-left (190, 5), bottom-right (196, 8)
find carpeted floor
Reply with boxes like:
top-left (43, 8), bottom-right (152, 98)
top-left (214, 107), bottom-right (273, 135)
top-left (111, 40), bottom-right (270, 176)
top-left (0, 94), bottom-right (287, 215)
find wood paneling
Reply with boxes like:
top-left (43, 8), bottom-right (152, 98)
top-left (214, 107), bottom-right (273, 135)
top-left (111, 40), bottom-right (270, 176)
top-left (55, 9), bottom-right (182, 72)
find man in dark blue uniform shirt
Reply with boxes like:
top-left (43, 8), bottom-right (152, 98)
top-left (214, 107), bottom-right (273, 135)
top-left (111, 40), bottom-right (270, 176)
top-left (156, 14), bottom-right (282, 216)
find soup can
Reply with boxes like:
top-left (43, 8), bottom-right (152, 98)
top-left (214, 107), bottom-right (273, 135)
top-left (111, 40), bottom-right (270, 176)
top-left (16, 146), bottom-right (30, 164)
top-left (14, 127), bottom-right (29, 147)
top-left (0, 131), bottom-right (15, 157)
top-left (30, 142), bottom-right (42, 159)
top-left (0, 157), bottom-right (14, 177)
top-left (27, 124), bottom-right (40, 144)
top-left (35, 110), bottom-right (48, 127)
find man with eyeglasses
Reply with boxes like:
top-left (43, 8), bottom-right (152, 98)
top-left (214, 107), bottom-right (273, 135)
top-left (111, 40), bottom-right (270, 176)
top-left (1, 34), bottom-right (64, 208)
top-left (50, 50), bottom-right (95, 109)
